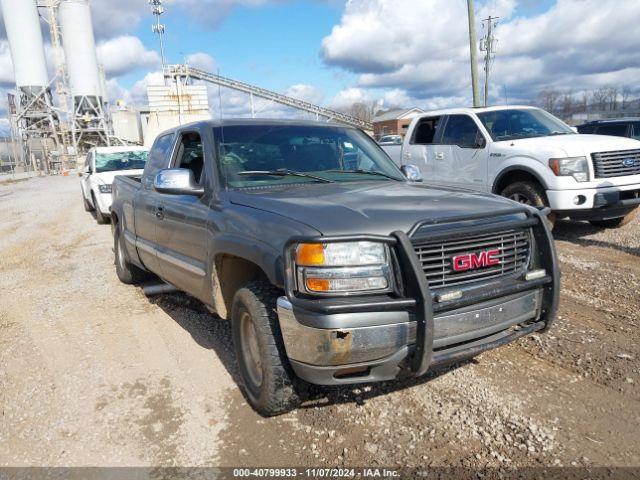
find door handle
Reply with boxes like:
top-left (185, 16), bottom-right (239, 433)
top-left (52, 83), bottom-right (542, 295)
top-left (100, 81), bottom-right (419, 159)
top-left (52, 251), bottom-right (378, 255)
top-left (435, 152), bottom-right (444, 160)
top-left (155, 205), bottom-right (165, 219)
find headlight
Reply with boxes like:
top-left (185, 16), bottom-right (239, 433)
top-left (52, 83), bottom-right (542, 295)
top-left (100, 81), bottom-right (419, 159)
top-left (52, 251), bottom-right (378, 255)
top-left (549, 157), bottom-right (589, 182)
top-left (294, 241), bottom-right (392, 294)
top-left (99, 184), bottom-right (112, 194)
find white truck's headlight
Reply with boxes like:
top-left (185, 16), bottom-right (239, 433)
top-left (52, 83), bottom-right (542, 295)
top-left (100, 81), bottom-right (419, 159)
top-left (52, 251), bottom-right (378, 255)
top-left (294, 241), bottom-right (391, 294)
top-left (99, 184), bottom-right (112, 194)
top-left (549, 157), bottom-right (589, 182)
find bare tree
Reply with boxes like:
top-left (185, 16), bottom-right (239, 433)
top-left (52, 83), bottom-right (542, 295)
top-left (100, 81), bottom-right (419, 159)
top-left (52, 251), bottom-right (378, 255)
top-left (591, 87), bottom-right (609, 111)
top-left (560, 89), bottom-right (575, 116)
top-left (341, 102), bottom-right (377, 123)
top-left (607, 87), bottom-right (619, 111)
top-left (621, 87), bottom-right (631, 110)
top-left (537, 88), bottom-right (561, 112)
top-left (580, 91), bottom-right (590, 113)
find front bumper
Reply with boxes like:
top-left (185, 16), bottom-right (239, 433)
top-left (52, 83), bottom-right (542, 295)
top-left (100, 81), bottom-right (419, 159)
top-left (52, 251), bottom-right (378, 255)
top-left (547, 183), bottom-right (640, 215)
top-left (279, 208), bottom-right (559, 386)
top-left (278, 290), bottom-right (543, 385)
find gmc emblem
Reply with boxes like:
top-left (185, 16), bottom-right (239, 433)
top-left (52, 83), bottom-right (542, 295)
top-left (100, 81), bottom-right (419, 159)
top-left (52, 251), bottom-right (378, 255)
top-left (452, 249), bottom-right (500, 272)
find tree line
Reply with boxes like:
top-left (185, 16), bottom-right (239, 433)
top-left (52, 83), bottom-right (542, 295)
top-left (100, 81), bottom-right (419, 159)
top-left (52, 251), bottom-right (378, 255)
top-left (535, 86), bottom-right (639, 119)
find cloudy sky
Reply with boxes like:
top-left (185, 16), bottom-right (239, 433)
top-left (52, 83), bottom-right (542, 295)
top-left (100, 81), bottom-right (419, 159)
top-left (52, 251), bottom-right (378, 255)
top-left (1, 0), bottom-right (639, 132)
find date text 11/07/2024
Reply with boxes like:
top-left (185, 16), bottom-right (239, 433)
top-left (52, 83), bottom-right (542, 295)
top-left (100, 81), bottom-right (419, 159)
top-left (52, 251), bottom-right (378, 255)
top-left (232, 468), bottom-right (400, 478)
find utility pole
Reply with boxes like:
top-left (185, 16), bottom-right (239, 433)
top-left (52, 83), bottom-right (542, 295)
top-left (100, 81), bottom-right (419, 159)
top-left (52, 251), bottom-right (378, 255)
top-left (480, 15), bottom-right (499, 107)
top-left (466, 0), bottom-right (481, 107)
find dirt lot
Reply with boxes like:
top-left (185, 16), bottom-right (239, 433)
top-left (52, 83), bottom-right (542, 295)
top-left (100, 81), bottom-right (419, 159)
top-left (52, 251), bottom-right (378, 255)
top-left (1, 176), bottom-right (639, 470)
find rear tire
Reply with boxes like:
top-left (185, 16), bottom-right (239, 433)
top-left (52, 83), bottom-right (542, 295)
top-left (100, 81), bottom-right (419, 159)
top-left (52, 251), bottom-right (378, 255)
top-left (589, 208), bottom-right (638, 229)
top-left (114, 226), bottom-right (152, 284)
top-left (231, 280), bottom-right (301, 416)
top-left (92, 192), bottom-right (109, 224)
top-left (501, 181), bottom-right (556, 229)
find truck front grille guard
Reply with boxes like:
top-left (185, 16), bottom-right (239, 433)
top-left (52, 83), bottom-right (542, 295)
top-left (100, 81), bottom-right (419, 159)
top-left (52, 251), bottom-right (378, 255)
top-left (282, 207), bottom-right (560, 377)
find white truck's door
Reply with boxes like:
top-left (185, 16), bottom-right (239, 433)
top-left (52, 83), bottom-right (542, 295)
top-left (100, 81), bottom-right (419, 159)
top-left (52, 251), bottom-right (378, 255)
top-left (437, 114), bottom-right (489, 191)
top-left (402, 116), bottom-right (443, 184)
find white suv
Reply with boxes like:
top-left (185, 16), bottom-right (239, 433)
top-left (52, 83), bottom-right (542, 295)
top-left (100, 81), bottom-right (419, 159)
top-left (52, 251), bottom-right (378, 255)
top-left (384, 106), bottom-right (640, 228)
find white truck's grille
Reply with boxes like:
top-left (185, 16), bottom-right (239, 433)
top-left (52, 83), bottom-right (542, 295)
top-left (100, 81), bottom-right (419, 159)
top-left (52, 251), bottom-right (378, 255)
top-left (412, 229), bottom-right (531, 289)
top-left (592, 149), bottom-right (640, 178)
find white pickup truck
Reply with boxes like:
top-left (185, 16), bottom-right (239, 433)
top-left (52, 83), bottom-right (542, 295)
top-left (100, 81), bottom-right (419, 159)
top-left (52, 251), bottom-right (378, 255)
top-left (383, 106), bottom-right (640, 228)
top-left (80, 146), bottom-right (149, 224)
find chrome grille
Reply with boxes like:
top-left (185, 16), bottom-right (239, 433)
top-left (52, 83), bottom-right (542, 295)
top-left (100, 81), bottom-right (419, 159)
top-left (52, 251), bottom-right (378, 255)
top-left (412, 229), bottom-right (531, 289)
top-left (592, 149), bottom-right (640, 178)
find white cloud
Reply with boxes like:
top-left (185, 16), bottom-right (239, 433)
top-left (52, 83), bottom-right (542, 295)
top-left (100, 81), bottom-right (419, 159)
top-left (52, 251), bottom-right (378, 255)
top-left (89, 0), bottom-right (149, 39)
top-left (0, 41), bottom-right (14, 85)
top-left (186, 52), bottom-right (216, 72)
top-left (284, 84), bottom-right (324, 105)
top-left (321, 0), bottom-right (640, 107)
top-left (330, 87), bottom-right (372, 108)
top-left (97, 36), bottom-right (160, 77)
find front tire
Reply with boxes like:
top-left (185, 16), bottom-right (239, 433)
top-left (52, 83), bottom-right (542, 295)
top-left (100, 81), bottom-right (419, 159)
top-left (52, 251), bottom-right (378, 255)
top-left (501, 181), bottom-right (556, 229)
top-left (83, 191), bottom-right (94, 212)
top-left (589, 208), bottom-right (638, 229)
top-left (231, 280), bottom-right (301, 416)
top-left (92, 192), bottom-right (109, 224)
top-left (114, 226), bottom-right (151, 284)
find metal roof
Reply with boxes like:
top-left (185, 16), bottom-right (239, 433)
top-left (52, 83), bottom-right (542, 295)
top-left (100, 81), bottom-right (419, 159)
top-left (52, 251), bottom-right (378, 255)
top-left (373, 107), bottom-right (425, 122)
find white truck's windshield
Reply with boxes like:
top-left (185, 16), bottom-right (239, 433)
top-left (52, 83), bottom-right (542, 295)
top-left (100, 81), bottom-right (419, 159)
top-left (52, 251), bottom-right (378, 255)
top-left (477, 108), bottom-right (573, 141)
top-left (95, 151), bottom-right (149, 173)
top-left (214, 125), bottom-right (405, 188)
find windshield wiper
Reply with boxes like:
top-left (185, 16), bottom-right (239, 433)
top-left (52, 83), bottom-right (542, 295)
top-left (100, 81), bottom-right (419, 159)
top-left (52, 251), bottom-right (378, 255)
top-left (548, 131), bottom-right (570, 136)
top-left (237, 169), bottom-right (334, 183)
top-left (325, 169), bottom-right (400, 181)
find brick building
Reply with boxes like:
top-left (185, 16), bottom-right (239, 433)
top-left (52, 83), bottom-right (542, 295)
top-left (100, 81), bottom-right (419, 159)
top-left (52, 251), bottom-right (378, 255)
top-left (372, 107), bottom-right (425, 139)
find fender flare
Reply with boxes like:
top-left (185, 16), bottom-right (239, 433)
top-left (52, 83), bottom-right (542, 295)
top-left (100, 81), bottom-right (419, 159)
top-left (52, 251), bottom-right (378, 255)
top-left (492, 165), bottom-right (549, 194)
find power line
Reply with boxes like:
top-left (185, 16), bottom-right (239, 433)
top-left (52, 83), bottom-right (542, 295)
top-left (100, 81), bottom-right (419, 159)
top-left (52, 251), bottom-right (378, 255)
top-left (480, 15), bottom-right (499, 107)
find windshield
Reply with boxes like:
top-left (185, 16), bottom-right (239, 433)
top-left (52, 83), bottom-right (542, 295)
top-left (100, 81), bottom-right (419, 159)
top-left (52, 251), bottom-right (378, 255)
top-left (477, 108), bottom-right (573, 141)
top-left (95, 151), bottom-right (148, 173)
top-left (214, 125), bottom-right (405, 188)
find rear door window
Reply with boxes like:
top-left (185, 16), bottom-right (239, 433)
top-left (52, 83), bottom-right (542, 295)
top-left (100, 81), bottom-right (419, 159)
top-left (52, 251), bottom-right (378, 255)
top-left (596, 123), bottom-right (628, 137)
top-left (440, 115), bottom-right (483, 148)
top-left (144, 133), bottom-right (175, 181)
top-left (411, 117), bottom-right (441, 145)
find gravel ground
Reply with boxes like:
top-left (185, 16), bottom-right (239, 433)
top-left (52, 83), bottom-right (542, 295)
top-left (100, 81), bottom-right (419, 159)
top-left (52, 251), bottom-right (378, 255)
top-left (0, 176), bottom-right (639, 469)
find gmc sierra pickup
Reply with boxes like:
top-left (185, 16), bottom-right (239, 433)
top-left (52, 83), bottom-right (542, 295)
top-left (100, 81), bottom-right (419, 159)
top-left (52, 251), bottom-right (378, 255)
top-left (111, 119), bottom-right (559, 416)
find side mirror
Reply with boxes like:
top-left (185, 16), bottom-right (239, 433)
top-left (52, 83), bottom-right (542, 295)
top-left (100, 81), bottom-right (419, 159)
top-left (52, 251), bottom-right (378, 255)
top-left (401, 164), bottom-right (423, 182)
top-left (474, 135), bottom-right (486, 149)
top-left (154, 168), bottom-right (204, 196)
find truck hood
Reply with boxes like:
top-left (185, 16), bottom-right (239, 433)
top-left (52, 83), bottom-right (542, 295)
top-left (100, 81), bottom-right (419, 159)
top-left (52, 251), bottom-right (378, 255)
top-left (92, 169), bottom-right (145, 185)
top-left (229, 181), bottom-right (523, 236)
top-left (494, 133), bottom-right (640, 158)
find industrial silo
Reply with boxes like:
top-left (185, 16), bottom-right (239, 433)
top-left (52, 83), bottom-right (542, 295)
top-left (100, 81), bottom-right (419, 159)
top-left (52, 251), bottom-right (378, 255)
top-left (59, 0), bottom-right (103, 113)
top-left (59, 0), bottom-right (111, 150)
top-left (0, 0), bottom-right (50, 100)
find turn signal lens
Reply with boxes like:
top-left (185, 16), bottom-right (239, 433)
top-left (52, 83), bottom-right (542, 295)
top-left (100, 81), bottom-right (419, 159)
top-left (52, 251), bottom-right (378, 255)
top-left (305, 278), bottom-right (330, 292)
top-left (296, 243), bottom-right (325, 266)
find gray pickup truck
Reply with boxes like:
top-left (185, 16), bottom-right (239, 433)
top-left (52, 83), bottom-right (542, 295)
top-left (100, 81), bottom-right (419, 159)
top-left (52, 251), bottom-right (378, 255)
top-left (111, 119), bottom-right (559, 416)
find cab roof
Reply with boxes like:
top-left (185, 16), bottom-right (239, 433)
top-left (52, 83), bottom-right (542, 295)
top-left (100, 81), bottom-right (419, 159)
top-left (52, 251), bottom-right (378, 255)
top-left (418, 105), bottom-right (539, 117)
top-left (93, 145), bottom-right (149, 153)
